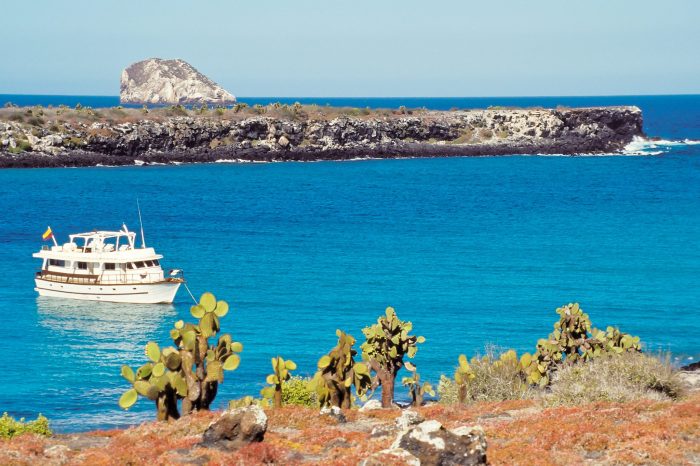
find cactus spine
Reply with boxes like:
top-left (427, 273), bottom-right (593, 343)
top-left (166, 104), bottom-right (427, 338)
top-left (309, 330), bottom-right (372, 409)
top-left (119, 292), bottom-right (243, 420)
top-left (361, 307), bottom-right (425, 408)
top-left (261, 356), bottom-right (297, 408)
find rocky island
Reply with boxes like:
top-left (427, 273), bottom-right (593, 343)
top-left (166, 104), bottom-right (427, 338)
top-left (0, 104), bottom-right (644, 168)
top-left (0, 57), bottom-right (646, 168)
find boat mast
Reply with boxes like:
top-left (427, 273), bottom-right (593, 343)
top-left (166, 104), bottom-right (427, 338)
top-left (137, 198), bottom-right (146, 249)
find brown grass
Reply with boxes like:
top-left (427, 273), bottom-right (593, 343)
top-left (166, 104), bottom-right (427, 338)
top-left (0, 103), bottom-right (435, 132)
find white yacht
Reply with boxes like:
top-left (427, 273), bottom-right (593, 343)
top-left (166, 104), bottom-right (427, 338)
top-left (33, 225), bottom-right (183, 304)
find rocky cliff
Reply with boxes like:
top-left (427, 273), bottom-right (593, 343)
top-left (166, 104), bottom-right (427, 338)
top-left (120, 58), bottom-right (236, 106)
top-left (0, 106), bottom-right (644, 168)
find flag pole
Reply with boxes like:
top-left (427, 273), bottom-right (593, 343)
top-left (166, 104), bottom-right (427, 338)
top-left (49, 226), bottom-right (58, 247)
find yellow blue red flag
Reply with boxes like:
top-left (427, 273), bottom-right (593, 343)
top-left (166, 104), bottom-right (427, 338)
top-left (42, 227), bottom-right (53, 241)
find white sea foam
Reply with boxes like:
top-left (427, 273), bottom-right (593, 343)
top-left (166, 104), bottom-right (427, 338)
top-left (133, 159), bottom-right (145, 166)
top-left (622, 136), bottom-right (698, 155)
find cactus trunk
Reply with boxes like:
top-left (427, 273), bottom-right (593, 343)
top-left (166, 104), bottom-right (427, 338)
top-left (201, 381), bottom-right (218, 409)
top-left (380, 372), bottom-right (394, 408)
top-left (458, 385), bottom-right (467, 404)
top-left (274, 385), bottom-right (282, 408)
top-left (155, 392), bottom-right (179, 421)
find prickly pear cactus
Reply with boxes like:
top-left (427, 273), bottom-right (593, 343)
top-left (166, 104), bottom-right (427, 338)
top-left (308, 329), bottom-right (372, 409)
top-left (401, 362), bottom-right (435, 407)
top-left (360, 307), bottom-right (425, 408)
top-left (521, 303), bottom-right (642, 386)
top-left (260, 356), bottom-right (297, 408)
top-left (584, 326), bottom-right (642, 359)
top-left (119, 292), bottom-right (243, 420)
top-left (454, 354), bottom-right (476, 403)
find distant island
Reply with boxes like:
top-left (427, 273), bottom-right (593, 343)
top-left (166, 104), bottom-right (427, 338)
top-left (0, 58), bottom-right (644, 168)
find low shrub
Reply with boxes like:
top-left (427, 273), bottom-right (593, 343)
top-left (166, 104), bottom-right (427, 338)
top-left (437, 375), bottom-right (459, 404)
top-left (8, 140), bottom-right (32, 154)
top-left (282, 376), bottom-right (317, 407)
top-left (165, 105), bottom-right (188, 117)
top-left (63, 137), bottom-right (84, 148)
top-left (27, 116), bottom-right (45, 126)
top-left (0, 413), bottom-right (51, 439)
top-left (451, 128), bottom-right (474, 144)
top-left (547, 352), bottom-right (685, 405)
top-left (454, 346), bottom-right (533, 402)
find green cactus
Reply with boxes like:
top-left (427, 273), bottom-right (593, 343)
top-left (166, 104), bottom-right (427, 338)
top-left (119, 292), bottom-right (243, 421)
top-left (260, 356), bottom-right (297, 408)
top-left (308, 330), bottom-right (372, 409)
top-left (520, 303), bottom-right (642, 386)
top-left (454, 354), bottom-right (476, 403)
top-left (360, 307), bottom-right (425, 408)
top-left (401, 362), bottom-right (435, 407)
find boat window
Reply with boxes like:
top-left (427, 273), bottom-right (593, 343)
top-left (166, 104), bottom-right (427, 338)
top-left (152, 259), bottom-right (160, 266)
top-left (49, 259), bottom-right (66, 267)
top-left (145, 260), bottom-right (154, 267)
top-left (127, 263), bottom-right (135, 269)
top-left (104, 263), bottom-right (116, 270)
top-left (135, 261), bottom-right (145, 268)
top-left (77, 262), bottom-right (88, 270)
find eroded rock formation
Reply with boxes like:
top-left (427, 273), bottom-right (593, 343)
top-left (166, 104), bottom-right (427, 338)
top-left (120, 58), bottom-right (236, 106)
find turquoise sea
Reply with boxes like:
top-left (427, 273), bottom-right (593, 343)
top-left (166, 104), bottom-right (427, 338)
top-left (1, 95), bottom-right (699, 432)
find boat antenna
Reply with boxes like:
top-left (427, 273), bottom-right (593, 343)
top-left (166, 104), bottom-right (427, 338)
top-left (137, 197), bottom-right (146, 248)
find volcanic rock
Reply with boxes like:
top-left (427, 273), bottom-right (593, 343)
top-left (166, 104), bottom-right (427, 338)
top-left (200, 405), bottom-right (267, 450)
top-left (120, 58), bottom-right (236, 106)
top-left (392, 420), bottom-right (487, 465)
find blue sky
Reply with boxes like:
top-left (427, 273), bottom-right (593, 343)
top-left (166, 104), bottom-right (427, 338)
top-left (1, 0), bottom-right (698, 96)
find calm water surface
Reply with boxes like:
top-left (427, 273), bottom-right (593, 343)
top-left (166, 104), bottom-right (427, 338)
top-left (0, 95), bottom-right (698, 431)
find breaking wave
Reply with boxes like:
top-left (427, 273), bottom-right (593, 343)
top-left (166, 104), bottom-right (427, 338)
top-left (622, 136), bottom-right (700, 155)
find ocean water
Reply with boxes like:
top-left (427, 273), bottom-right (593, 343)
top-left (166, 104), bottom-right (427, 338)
top-left (0, 95), bottom-right (699, 432)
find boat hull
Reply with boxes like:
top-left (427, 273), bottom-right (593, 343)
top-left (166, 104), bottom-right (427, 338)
top-left (34, 278), bottom-right (181, 304)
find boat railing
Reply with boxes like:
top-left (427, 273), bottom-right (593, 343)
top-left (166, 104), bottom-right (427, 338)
top-left (99, 272), bottom-right (165, 284)
top-left (36, 270), bottom-right (165, 285)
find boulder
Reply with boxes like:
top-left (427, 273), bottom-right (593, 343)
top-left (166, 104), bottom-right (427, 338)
top-left (395, 410), bottom-right (425, 431)
top-left (278, 135), bottom-right (290, 148)
top-left (359, 399), bottom-right (383, 412)
top-left (201, 405), bottom-right (267, 449)
top-left (392, 420), bottom-right (487, 465)
top-left (319, 405), bottom-right (346, 423)
top-left (120, 58), bottom-right (236, 106)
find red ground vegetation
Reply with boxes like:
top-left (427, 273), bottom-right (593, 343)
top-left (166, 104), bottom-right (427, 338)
top-left (0, 394), bottom-right (697, 465)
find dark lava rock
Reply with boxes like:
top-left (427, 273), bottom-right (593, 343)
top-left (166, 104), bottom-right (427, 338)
top-left (200, 405), bottom-right (267, 450)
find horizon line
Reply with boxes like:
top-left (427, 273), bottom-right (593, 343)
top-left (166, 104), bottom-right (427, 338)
top-left (1, 92), bottom-right (699, 99)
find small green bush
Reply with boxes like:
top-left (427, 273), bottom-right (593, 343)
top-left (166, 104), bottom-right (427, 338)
top-left (27, 116), bottom-right (45, 126)
top-left (8, 140), bottom-right (33, 154)
top-left (456, 347), bottom-right (533, 403)
top-left (0, 413), bottom-right (51, 439)
top-left (547, 352), bottom-right (685, 406)
top-left (282, 376), bottom-right (317, 407)
top-left (437, 375), bottom-right (459, 404)
top-left (64, 137), bottom-right (84, 148)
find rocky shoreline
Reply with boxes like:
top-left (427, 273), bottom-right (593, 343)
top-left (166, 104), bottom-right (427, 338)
top-left (0, 106), bottom-right (644, 168)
